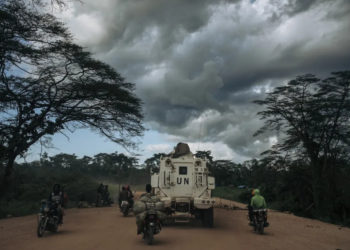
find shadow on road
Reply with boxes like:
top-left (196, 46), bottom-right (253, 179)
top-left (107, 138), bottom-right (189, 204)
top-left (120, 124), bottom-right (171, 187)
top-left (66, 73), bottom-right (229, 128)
top-left (37, 229), bottom-right (75, 238)
top-left (135, 237), bottom-right (175, 247)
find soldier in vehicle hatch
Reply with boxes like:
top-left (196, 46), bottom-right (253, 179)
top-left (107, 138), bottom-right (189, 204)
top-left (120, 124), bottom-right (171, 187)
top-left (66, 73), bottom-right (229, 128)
top-left (119, 185), bottom-right (129, 208)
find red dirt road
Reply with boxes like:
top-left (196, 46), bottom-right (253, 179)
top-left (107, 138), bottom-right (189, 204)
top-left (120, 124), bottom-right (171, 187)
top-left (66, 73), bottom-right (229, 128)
top-left (0, 204), bottom-right (349, 250)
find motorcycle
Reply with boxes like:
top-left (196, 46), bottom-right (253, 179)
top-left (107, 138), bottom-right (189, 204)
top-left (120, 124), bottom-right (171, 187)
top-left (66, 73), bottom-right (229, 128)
top-left (96, 193), bottom-right (113, 207)
top-left (252, 209), bottom-right (267, 234)
top-left (37, 200), bottom-right (60, 237)
top-left (142, 202), bottom-right (162, 245)
top-left (120, 200), bottom-right (130, 216)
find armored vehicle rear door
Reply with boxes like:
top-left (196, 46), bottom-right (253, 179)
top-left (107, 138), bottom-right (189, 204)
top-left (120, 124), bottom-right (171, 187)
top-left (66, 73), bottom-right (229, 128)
top-left (170, 163), bottom-right (193, 197)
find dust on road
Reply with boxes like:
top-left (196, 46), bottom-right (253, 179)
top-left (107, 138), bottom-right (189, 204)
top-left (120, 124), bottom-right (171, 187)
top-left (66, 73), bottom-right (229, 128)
top-left (0, 205), bottom-right (349, 250)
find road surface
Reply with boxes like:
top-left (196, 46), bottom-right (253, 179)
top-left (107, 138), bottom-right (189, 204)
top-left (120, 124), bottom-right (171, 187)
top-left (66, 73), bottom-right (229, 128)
top-left (0, 201), bottom-right (349, 250)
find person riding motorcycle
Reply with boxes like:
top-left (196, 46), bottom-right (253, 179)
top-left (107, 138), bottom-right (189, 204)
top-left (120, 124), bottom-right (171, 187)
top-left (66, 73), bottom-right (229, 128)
top-left (125, 185), bottom-right (134, 208)
top-left (250, 189), bottom-right (269, 226)
top-left (96, 183), bottom-right (104, 205)
top-left (119, 186), bottom-right (129, 208)
top-left (48, 184), bottom-right (64, 224)
top-left (97, 183), bottom-right (104, 193)
top-left (136, 184), bottom-right (163, 235)
top-left (248, 189), bottom-right (255, 225)
top-left (104, 185), bottom-right (112, 205)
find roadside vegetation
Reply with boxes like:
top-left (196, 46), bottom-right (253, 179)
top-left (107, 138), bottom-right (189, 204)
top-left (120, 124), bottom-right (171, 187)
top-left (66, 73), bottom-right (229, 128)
top-left (0, 0), bottom-right (349, 228)
top-left (197, 150), bottom-right (350, 226)
top-left (0, 152), bottom-right (149, 219)
top-left (0, 0), bottom-right (144, 218)
top-left (212, 187), bottom-right (246, 203)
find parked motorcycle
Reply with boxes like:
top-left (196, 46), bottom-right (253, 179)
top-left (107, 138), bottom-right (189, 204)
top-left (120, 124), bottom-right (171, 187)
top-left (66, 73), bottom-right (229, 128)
top-left (142, 202), bottom-right (162, 245)
top-left (252, 209), bottom-right (267, 234)
top-left (37, 200), bottom-right (60, 237)
top-left (120, 200), bottom-right (130, 216)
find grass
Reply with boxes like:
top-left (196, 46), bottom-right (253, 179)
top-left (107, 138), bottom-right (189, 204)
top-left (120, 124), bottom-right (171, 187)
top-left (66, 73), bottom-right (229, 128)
top-left (212, 186), bottom-right (245, 202)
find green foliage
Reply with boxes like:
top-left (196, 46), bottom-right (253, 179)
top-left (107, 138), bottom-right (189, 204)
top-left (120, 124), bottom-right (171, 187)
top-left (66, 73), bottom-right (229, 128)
top-left (212, 187), bottom-right (244, 202)
top-left (194, 148), bottom-right (349, 225)
top-left (254, 71), bottom-right (350, 217)
top-left (238, 189), bottom-right (252, 204)
top-left (0, 0), bottom-right (144, 188)
top-left (0, 164), bottom-right (98, 218)
top-left (0, 200), bottom-right (39, 219)
top-left (195, 151), bottom-right (213, 163)
top-left (144, 153), bottom-right (167, 173)
top-left (0, 151), bottom-right (149, 218)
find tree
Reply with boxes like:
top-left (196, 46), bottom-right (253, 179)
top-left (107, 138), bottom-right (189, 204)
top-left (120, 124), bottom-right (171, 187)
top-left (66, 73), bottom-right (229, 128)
top-left (254, 71), bottom-right (350, 215)
top-left (0, 0), bottom-right (144, 188)
top-left (144, 153), bottom-right (167, 173)
top-left (210, 160), bottom-right (238, 186)
top-left (49, 153), bottom-right (79, 169)
top-left (194, 150), bottom-right (213, 164)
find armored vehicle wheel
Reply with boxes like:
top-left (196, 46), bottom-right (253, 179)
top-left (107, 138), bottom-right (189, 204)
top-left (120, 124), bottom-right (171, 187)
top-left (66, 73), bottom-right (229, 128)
top-left (207, 207), bottom-right (214, 228)
top-left (201, 208), bottom-right (214, 228)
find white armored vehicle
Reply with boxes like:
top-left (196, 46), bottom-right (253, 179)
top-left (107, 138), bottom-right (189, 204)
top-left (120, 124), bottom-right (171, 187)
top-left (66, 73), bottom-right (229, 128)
top-left (151, 143), bottom-right (215, 227)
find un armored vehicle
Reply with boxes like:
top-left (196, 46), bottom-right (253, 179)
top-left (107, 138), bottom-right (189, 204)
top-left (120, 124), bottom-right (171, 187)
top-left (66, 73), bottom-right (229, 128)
top-left (151, 143), bottom-right (215, 227)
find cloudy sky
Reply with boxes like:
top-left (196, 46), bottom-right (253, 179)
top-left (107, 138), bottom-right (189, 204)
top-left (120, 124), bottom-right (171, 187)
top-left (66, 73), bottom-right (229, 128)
top-left (30, 0), bottom-right (350, 163)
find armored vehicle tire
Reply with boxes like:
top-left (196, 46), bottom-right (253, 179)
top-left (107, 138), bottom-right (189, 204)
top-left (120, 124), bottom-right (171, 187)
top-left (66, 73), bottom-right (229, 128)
top-left (201, 207), bottom-right (214, 228)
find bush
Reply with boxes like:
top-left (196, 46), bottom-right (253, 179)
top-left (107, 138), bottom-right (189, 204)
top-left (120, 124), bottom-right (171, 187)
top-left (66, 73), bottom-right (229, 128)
top-left (0, 200), bottom-right (39, 218)
top-left (212, 186), bottom-right (246, 203)
top-left (0, 166), bottom-right (99, 218)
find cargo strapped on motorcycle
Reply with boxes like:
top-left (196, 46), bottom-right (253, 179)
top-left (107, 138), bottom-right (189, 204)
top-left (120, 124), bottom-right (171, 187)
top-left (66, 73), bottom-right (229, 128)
top-left (146, 202), bottom-right (156, 210)
top-left (121, 201), bottom-right (129, 206)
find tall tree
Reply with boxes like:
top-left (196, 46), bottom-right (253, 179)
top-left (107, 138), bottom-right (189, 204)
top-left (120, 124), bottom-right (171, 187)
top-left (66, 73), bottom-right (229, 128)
top-left (144, 153), bottom-right (167, 173)
top-left (195, 150), bottom-right (213, 164)
top-left (0, 0), bottom-right (144, 188)
top-left (254, 71), bottom-right (350, 215)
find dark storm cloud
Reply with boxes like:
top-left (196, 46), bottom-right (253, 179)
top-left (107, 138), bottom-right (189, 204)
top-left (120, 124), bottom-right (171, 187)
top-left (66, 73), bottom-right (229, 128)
top-left (284, 0), bottom-right (339, 16)
top-left (64, 0), bottom-right (350, 159)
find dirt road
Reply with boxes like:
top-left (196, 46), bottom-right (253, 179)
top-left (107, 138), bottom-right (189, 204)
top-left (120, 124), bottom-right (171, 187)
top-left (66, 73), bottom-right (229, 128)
top-left (0, 203), bottom-right (349, 250)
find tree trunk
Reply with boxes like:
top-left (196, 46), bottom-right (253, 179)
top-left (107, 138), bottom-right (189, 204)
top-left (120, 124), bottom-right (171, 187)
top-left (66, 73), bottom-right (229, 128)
top-left (0, 155), bottom-right (16, 196)
top-left (311, 156), bottom-right (337, 218)
top-left (325, 160), bottom-right (337, 218)
top-left (311, 159), bottom-right (324, 216)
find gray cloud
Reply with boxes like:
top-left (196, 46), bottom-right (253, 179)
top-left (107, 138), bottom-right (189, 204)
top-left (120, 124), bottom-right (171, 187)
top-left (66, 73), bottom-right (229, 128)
top-left (62, 0), bottom-right (350, 160)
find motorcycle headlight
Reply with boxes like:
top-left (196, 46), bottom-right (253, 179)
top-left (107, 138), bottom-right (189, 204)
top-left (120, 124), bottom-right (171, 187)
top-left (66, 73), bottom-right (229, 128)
top-left (44, 207), bottom-right (49, 212)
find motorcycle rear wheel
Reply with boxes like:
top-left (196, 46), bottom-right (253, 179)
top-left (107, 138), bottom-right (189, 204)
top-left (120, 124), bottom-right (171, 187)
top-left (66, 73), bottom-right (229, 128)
top-left (258, 222), bottom-right (264, 234)
top-left (147, 227), bottom-right (154, 245)
top-left (51, 222), bottom-right (59, 232)
top-left (123, 209), bottom-right (129, 217)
